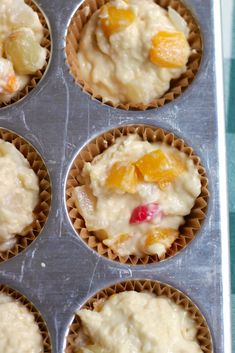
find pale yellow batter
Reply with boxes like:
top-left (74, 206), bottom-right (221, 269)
top-left (0, 0), bottom-right (46, 103)
top-left (76, 291), bottom-right (203, 353)
top-left (77, 0), bottom-right (190, 105)
top-left (0, 139), bottom-right (39, 251)
top-left (73, 134), bottom-right (201, 257)
top-left (0, 293), bottom-right (43, 353)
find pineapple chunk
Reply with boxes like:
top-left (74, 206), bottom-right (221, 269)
top-left (73, 185), bottom-right (107, 233)
top-left (116, 233), bottom-right (130, 245)
top-left (100, 5), bottom-right (136, 38)
top-left (135, 149), bottom-right (186, 189)
top-left (105, 162), bottom-right (138, 194)
top-left (104, 233), bottom-right (130, 252)
top-left (149, 31), bottom-right (190, 68)
top-left (73, 185), bottom-right (96, 220)
top-left (4, 28), bottom-right (46, 75)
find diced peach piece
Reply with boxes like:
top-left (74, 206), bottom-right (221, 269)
top-left (145, 228), bottom-right (179, 246)
top-left (135, 149), bottom-right (171, 182)
top-left (158, 153), bottom-right (186, 190)
top-left (0, 58), bottom-right (18, 95)
top-left (149, 31), bottom-right (190, 68)
top-left (5, 75), bottom-right (17, 93)
top-left (100, 5), bottom-right (136, 38)
top-left (105, 162), bottom-right (138, 193)
top-left (135, 149), bottom-right (186, 189)
top-left (135, 165), bottom-right (144, 181)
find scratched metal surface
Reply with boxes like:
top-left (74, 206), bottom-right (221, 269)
top-left (0, 0), bottom-right (230, 352)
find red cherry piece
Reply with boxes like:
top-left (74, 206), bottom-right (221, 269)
top-left (129, 203), bottom-right (160, 224)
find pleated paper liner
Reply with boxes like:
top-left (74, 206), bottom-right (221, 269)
top-left (65, 279), bottom-right (213, 353)
top-left (0, 128), bottom-right (51, 263)
top-left (66, 124), bottom-right (209, 265)
top-left (0, 284), bottom-right (52, 353)
top-left (0, 0), bottom-right (51, 109)
top-left (65, 0), bottom-right (202, 110)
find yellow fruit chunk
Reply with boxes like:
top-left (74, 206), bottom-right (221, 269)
top-left (4, 29), bottom-right (46, 75)
top-left (158, 153), bottom-right (186, 190)
top-left (105, 162), bottom-right (138, 193)
top-left (116, 233), bottom-right (130, 245)
top-left (103, 233), bottom-right (130, 252)
top-left (5, 75), bottom-right (17, 93)
top-left (135, 149), bottom-right (172, 183)
top-left (150, 31), bottom-right (189, 68)
top-left (145, 228), bottom-right (179, 246)
top-left (100, 5), bottom-right (136, 38)
top-left (135, 150), bottom-right (186, 189)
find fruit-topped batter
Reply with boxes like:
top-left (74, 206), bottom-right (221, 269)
top-left (73, 134), bottom-right (201, 258)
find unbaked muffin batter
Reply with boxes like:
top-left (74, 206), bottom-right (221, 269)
top-left (0, 293), bottom-right (43, 353)
top-left (0, 139), bottom-right (39, 251)
top-left (77, 0), bottom-right (190, 105)
top-left (0, 0), bottom-right (47, 103)
top-left (73, 134), bottom-right (201, 257)
top-left (76, 291), bottom-right (203, 353)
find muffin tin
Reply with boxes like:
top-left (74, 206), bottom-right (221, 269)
top-left (0, 0), bottom-right (231, 353)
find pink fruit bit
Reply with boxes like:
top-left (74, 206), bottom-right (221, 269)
top-left (129, 203), bottom-right (162, 224)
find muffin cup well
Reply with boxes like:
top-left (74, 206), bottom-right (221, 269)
top-left (65, 279), bottom-right (213, 353)
top-left (0, 128), bottom-right (51, 263)
top-left (65, 0), bottom-right (202, 110)
top-left (66, 125), bottom-right (209, 265)
top-left (0, 284), bottom-right (52, 352)
top-left (0, 0), bottom-right (51, 109)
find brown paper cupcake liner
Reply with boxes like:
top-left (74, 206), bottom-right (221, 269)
top-left (0, 284), bottom-right (52, 352)
top-left (65, 279), bottom-right (213, 353)
top-left (65, 0), bottom-right (202, 110)
top-left (66, 124), bottom-right (209, 265)
top-left (0, 128), bottom-right (51, 263)
top-left (0, 0), bottom-right (51, 109)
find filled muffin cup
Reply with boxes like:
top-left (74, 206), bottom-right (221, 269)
top-left (66, 125), bottom-right (209, 265)
top-left (65, 0), bottom-right (202, 110)
top-left (0, 284), bottom-right (52, 352)
top-left (65, 279), bottom-right (213, 353)
top-left (0, 0), bottom-right (52, 109)
top-left (0, 128), bottom-right (51, 263)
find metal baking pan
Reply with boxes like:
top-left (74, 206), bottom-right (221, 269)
top-left (0, 0), bottom-right (231, 352)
